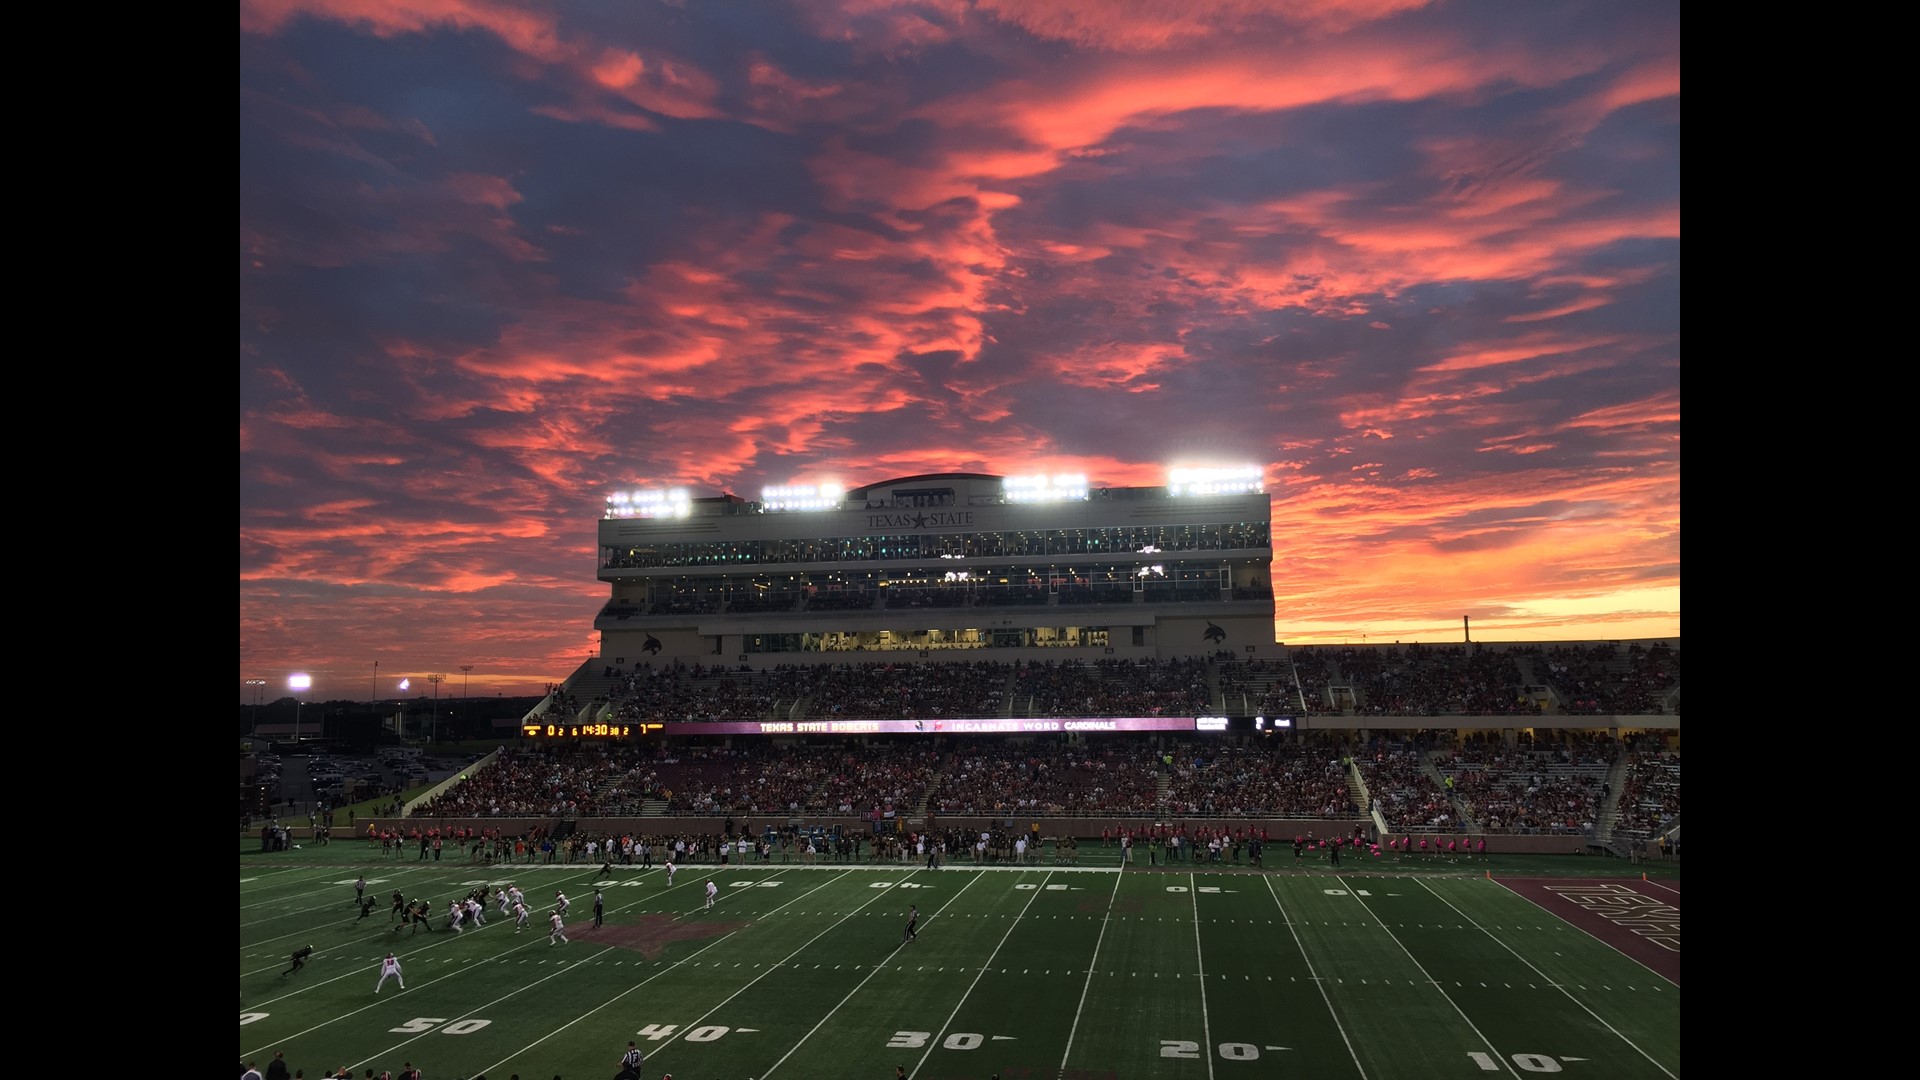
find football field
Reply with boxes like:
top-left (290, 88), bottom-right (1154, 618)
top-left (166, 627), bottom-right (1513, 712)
top-left (240, 855), bottom-right (1679, 1079)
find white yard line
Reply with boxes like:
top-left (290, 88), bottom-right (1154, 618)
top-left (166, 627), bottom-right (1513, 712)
top-left (1332, 875), bottom-right (1521, 1078)
top-left (1261, 875), bottom-right (1368, 1079)
top-left (238, 862), bottom-right (621, 922)
top-left (239, 867), bottom-right (661, 975)
top-left (238, 865), bottom-right (371, 906)
top-left (651, 869), bottom-right (954, 1070)
top-left (241, 890), bottom-right (391, 923)
top-left (908, 870), bottom-right (1053, 1079)
top-left (351, 946), bottom-right (621, 1069)
top-left (1056, 868), bottom-right (1126, 1074)
top-left (468, 868), bottom-right (858, 1078)
top-left (1420, 878), bottom-right (1677, 1079)
top-left (237, 866), bottom-right (312, 879)
top-left (247, 935), bottom-right (606, 1060)
top-left (1640, 877), bottom-right (1680, 896)
top-left (240, 866), bottom-right (724, 1029)
top-left (1487, 878), bottom-right (1680, 989)
top-left (758, 869), bottom-right (987, 1078)
top-left (1190, 872), bottom-right (1216, 1080)
top-left (241, 865), bottom-right (595, 956)
top-left (243, 923), bottom-right (375, 970)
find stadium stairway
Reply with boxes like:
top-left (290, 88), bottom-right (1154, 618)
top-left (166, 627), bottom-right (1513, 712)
top-left (1155, 770), bottom-right (1171, 816)
top-left (1345, 758), bottom-right (1370, 816)
top-left (1422, 750), bottom-right (1476, 828)
top-left (1595, 748), bottom-right (1632, 845)
top-left (913, 773), bottom-right (938, 820)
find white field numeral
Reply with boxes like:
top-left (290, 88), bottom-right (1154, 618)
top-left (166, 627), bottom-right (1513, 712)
top-left (1162, 1039), bottom-right (1270, 1061)
top-left (442, 1019), bottom-right (490, 1035)
top-left (388, 1017), bottom-right (489, 1036)
top-left (1469, 1052), bottom-right (1564, 1073)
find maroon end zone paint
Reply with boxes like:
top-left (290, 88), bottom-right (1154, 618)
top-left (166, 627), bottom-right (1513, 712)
top-left (1497, 877), bottom-right (1680, 985)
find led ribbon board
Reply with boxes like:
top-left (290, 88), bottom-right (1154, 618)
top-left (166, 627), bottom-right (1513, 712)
top-left (659, 716), bottom-right (1203, 735)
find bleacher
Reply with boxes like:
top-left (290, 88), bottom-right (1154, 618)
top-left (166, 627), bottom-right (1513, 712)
top-left (1538, 642), bottom-right (1679, 716)
top-left (1436, 746), bottom-right (1610, 834)
top-left (1216, 658), bottom-right (1294, 715)
top-left (1611, 749), bottom-right (1680, 842)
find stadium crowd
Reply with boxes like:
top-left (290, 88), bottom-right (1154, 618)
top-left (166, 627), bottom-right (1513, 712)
top-left (1164, 742), bottom-right (1355, 817)
top-left (1614, 737), bottom-right (1681, 835)
top-left (927, 742), bottom-right (1162, 816)
top-left (554, 644), bottom-right (1677, 727)
top-left (1433, 731), bottom-right (1611, 834)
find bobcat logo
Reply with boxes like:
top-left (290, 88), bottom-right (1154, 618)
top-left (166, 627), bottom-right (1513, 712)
top-left (1202, 622), bottom-right (1227, 644)
top-left (641, 634), bottom-right (663, 656)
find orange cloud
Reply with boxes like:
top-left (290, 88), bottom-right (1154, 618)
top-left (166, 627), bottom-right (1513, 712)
top-left (974, 0), bottom-right (1431, 51)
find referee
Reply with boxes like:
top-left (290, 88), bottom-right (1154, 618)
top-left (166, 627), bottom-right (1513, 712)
top-left (618, 1040), bottom-right (643, 1079)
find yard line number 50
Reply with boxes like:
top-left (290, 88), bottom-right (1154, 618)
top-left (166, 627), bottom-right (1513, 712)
top-left (388, 1017), bottom-right (493, 1035)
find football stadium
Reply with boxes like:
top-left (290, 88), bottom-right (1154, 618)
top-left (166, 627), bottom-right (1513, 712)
top-left (241, 471), bottom-right (1679, 1079)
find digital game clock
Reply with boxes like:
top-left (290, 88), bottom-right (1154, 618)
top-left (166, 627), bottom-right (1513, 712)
top-left (520, 722), bottom-right (647, 738)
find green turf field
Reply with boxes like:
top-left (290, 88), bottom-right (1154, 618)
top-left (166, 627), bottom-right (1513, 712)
top-left (241, 850), bottom-right (1679, 1079)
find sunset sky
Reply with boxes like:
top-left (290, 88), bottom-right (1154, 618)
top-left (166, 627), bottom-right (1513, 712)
top-left (239, 0), bottom-right (1679, 703)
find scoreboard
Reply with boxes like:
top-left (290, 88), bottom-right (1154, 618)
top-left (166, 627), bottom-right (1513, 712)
top-left (1194, 715), bottom-right (1294, 732)
top-left (519, 721), bottom-right (662, 739)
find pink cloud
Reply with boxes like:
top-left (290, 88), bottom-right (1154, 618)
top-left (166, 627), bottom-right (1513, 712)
top-left (240, 0), bottom-right (566, 62)
top-left (973, 0), bottom-right (1432, 52)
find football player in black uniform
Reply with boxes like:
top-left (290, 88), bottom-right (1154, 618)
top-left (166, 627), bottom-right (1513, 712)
top-left (282, 945), bottom-right (313, 976)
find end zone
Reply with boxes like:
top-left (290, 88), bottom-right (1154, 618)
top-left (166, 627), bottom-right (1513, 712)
top-left (1496, 877), bottom-right (1679, 985)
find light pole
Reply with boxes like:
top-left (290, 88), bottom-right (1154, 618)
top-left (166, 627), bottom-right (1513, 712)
top-left (397, 678), bottom-right (411, 741)
top-left (289, 673), bottom-right (312, 744)
top-left (460, 665), bottom-right (474, 741)
top-left (428, 674), bottom-right (446, 744)
top-left (245, 679), bottom-right (267, 734)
